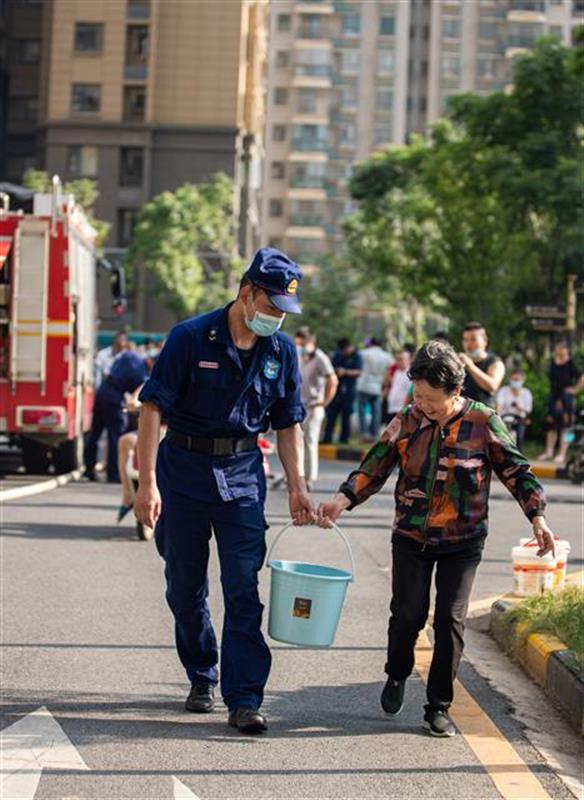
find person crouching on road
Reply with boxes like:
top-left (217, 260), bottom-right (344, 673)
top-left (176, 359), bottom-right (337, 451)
top-left (316, 340), bottom-right (555, 738)
top-left (134, 248), bottom-right (314, 735)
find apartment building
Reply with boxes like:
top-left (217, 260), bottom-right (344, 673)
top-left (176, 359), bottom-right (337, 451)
top-left (261, 0), bottom-right (581, 271)
top-left (37, 0), bottom-right (268, 329)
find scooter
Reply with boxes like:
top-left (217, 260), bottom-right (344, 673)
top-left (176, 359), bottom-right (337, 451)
top-left (564, 410), bottom-right (584, 484)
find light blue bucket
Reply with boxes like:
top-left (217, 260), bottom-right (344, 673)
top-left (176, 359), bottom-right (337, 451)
top-left (267, 522), bottom-right (354, 648)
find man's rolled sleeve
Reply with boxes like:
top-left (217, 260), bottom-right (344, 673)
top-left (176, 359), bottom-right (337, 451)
top-left (269, 354), bottom-right (307, 430)
top-left (138, 323), bottom-right (192, 416)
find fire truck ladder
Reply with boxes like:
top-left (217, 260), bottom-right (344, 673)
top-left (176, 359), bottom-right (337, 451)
top-left (10, 219), bottom-right (50, 394)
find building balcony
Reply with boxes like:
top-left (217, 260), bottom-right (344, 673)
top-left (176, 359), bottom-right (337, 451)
top-left (287, 186), bottom-right (328, 201)
top-left (294, 2), bottom-right (335, 14)
top-left (291, 138), bottom-right (329, 151)
top-left (285, 224), bottom-right (326, 239)
top-left (124, 63), bottom-right (148, 80)
top-left (289, 176), bottom-right (326, 189)
top-left (289, 214), bottom-right (326, 227)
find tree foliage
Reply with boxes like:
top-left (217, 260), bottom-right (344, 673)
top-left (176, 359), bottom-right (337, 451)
top-left (124, 173), bottom-right (243, 318)
top-left (345, 38), bottom-right (584, 356)
top-left (22, 169), bottom-right (110, 248)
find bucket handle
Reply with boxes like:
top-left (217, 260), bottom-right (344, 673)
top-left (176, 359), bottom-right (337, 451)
top-left (266, 521), bottom-right (355, 581)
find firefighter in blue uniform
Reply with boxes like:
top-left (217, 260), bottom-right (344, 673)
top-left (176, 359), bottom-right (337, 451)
top-left (85, 349), bottom-right (150, 482)
top-left (135, 248), bottom-right (314, 734)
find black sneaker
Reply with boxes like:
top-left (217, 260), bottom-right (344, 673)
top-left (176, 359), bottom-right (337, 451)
top-left (381, 678), bottom-right (406, 715)
top-left (185, 683), bottom-right (215, 713)
top-left (228, 707), bottom-right (268, 734)
top-left (423, 705), bottom-right (456, 737)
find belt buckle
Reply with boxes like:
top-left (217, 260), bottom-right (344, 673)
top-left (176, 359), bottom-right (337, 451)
top-left (213, 439), bottom-right (233, 456)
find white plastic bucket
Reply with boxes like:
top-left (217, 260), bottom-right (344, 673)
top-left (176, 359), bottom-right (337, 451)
top-left (519, 537), bottom-right (571, 590)
top-left (512, 539), bottom-right (556, 597)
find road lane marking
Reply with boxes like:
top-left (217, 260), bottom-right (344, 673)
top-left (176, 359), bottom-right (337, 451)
top-left (0, 468), bottom-right (83, 503)
top-left (172, 776), bottom-right (201, 799)
top-left (0, 706), bottom-right (89, 800)
top-left (416, 630), bottom-right (552, 800)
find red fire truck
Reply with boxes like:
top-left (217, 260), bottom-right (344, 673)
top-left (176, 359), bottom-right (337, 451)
top-left (0, 178), bottom-right (123, 474)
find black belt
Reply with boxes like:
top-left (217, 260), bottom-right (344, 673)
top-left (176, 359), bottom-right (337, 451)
top-left (166, 430), bottom-right (258, 456)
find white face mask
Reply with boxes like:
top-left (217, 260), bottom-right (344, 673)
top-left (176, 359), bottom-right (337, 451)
top-left (510, 379), bottom-right (524, 389)
top-left (244, 296), bottom-right (284, 337)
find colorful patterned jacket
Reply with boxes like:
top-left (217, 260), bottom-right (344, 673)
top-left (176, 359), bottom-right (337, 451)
top-left (339, 399), bottom-right (546, 547)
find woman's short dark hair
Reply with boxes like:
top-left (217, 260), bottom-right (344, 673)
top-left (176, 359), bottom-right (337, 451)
top-left (408, 341), bottom-right (465, 393)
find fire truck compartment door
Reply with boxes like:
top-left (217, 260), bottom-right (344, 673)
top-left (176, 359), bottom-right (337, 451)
top-left (10, 220), bottom-right (50, 385)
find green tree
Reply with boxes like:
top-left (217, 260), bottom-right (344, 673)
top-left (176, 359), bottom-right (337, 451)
top-left (344, 37), bottom-right (584, 356)
top-left (124, 173), bottom-right (243, 318)
top-left (22, 169), bottom-right (110, 248)
top-left (285, 257), bottom-right (361, 354)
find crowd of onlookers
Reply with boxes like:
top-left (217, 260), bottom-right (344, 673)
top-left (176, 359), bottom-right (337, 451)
top-left (88, 322), bottom-right (583, 511)
top-left (294, 322), bottom-right (584, 485)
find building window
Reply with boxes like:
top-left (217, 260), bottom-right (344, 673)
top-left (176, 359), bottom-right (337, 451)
top-left (377, 48), bottom-right (394, 75)
top-left (549, 25), bottom-right (563, 39)
top-left (479, 22), bottom-right (497, 40)
top-left (508, 21), bottom-right (544, 47)
top-left (269, 199), bottom-right (283, 218)
top-left (119, 147), bottom-right (144, 187)
top-left (117, 209), bottom-right (139, 247)
top-left (67, 145), bottom-right (98, 177)
top-left (292, 124), bottom-right (327, 150)
top-left (300, 14), bottom-right (322, 38)
top-left (16, 39), bottom-right (41, 63)
top-left (341, 49), bottom-right (360, 73)
top-left (441, 55), bottom-right (461, 78)
top-left (71, 83), bottom-right (101, 113)
top-left (275, 51), bottom-right (289, 68)
top-left (128, 0), bottom-right (150, 18)
top-left (379, 15), bottom-right (395, 36)
top-left (8, 96), bottom-right (38, 122)
top-left (274, 87), bottom-right (288, 105)
top-left (441, 94), bottom-right (456, 113)
top-left (271, 162), bottom-right (285, 180)
top-left (376, 87), bottom-right (393, 110)
top-left (342, 14), bottom-right (360, 35)
top-left (272, 124), bottom-right (286, 142)
top-left (477, 55), bottom-right (496, 79)
top-left (340, 121), bottom-right (356, 146)
top-left (374, 121), bottom-right (391, 145)
top-left (341, 85), bottom-right (358, 109)
top-left (277, 13), bottom-right (291, 32)
top-left (442, 19), bottom-right (461, 39)
top-left (74, 23), bottom-right (104, 53)
top-left (126, 25), bottom-right (149, 63)
top-left (298, 87), bottom-right (318, 114)
top-left (123, 86), bottom-right (146, 122)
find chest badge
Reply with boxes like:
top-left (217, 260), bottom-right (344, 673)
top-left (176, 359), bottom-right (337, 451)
top-left (263, 358), bottom-right (281, 380)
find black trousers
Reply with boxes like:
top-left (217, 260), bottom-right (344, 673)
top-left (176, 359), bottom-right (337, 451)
top-left (386, 533), bottom-right (484, 710)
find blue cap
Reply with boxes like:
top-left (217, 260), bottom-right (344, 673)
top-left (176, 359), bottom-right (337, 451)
top-left (245, 248), bottom-right (303, 314)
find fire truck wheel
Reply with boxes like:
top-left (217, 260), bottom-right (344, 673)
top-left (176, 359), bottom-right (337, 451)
top-left (136, 522), bottom-right (154, 541)
top-left (53, 437), bottom-right (82, 474)
top-left (21, 439), bottom-right (52, 475)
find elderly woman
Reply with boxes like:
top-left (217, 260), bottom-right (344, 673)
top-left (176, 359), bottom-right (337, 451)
top-left (317, 341), bottom-right (555, 738)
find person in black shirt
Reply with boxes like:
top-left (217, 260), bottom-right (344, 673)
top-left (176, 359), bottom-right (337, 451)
top-left (459, 322), bottom-right (505, 409)
top-left (538, 340), bottom-right (584, 464)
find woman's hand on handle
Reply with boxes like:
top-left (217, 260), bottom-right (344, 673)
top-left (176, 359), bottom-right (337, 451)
top-left (317, 492), bottom-right (351, 528)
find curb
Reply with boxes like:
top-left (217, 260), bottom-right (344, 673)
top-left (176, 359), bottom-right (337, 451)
top-left (318, 444), bottom-right (567, 480)
top-left (490, 599), bottom-right (584, 735)
top-left (0, 468), bottom-right (84, 503)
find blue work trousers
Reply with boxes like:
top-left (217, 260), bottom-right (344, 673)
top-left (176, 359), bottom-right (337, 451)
top-left (84, 383), bottom-right (126, 481)
top-left (155, 487), bottom-right (272, 711)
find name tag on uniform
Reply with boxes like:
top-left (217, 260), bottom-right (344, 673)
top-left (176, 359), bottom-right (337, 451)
top-left (198, 360), bottom-right (219, 369)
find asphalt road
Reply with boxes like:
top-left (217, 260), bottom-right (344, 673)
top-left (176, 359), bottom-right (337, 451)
top-left (1, 459), bottom-right (583, 800)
